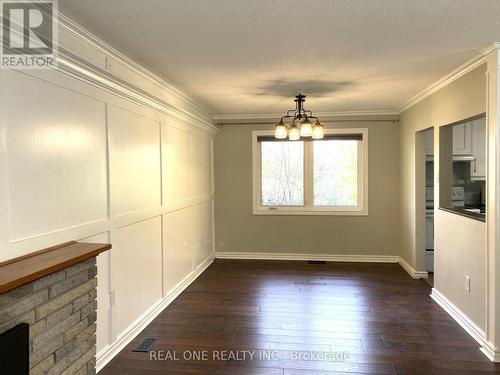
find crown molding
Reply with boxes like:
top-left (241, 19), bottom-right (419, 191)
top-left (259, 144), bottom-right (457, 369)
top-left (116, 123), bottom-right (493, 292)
top-left (214, 109), bottom-right (400, 125)
top-left (56, 12), bottom-right (214, 121)
top-left (480, 42), bottom-right (500, 56)
top-left (54, 50), bottom-right (219, 133)
top-left (398, 43), bottom-right (500, 113)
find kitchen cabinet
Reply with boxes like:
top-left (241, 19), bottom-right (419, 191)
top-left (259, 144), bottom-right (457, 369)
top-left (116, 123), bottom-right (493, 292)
top-left (452, 122), bottom-right (472, 155)
top-left (471, 117), bottom-right (486, 180)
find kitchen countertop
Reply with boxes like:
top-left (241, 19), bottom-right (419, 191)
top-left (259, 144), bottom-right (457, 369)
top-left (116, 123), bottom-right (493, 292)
top-left (439, 206), bottom-right (485, 222)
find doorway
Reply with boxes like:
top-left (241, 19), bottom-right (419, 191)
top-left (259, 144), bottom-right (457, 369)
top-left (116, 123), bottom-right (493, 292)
top-left (416, 127), bottom-right (434, 285)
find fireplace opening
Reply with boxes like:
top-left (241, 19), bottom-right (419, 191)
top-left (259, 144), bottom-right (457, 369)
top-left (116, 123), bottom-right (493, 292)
top-left (0, 323), bottom-right (29, 375)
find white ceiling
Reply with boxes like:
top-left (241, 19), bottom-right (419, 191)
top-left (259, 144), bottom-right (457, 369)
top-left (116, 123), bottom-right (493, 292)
top-left (59, 0), bottom-right (500, 116)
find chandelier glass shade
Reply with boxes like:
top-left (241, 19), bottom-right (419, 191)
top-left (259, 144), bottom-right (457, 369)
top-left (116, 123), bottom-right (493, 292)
top-left (312, 120), bottom-right (325, 139)
top-left (299, 118), bottom-right (313, 137)
top-left (274, 121), bottom-right (288, 139)
top-left (288, 124), bottom-right (301, 141)
top-left (274, 94), bottom-right (324, 140)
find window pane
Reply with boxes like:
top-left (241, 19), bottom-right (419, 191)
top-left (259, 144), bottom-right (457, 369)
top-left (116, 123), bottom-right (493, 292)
top-left (313, 140), bottom-right (358, 206)
top-left (261, 141), bottom-right (304, 206)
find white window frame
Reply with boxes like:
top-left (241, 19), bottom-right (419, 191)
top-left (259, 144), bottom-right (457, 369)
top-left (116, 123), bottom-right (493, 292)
top-left (252, 128), bottom-right (368, 216)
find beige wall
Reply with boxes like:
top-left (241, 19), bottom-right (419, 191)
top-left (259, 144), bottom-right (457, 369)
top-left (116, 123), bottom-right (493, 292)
top-left (435, 211), bottom-right (486, 327)
top-left (214, 119), bottom-right (400, 256)
top-left (399, 65), bottom-right (487, 329)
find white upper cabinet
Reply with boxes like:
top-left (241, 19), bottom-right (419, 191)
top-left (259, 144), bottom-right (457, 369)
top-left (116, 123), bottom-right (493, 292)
top-left (452, 122), bottom-right (473, 155)
top-left (471, 117), bottom-right (486, 180)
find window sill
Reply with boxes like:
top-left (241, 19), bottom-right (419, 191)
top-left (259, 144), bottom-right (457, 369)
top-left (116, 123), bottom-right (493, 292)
top-left (438, 207), bottom-right (485, 222)
top-left (253, 208), bottom-right (368, 216)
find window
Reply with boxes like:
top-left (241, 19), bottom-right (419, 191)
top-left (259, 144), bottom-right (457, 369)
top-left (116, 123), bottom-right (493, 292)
top-left (252, 128), bottom-right (368, 215)
top-left (261, 141), bottom-right (304, 206)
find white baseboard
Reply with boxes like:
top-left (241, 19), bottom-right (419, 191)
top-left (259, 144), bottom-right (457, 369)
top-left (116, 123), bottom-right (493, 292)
top-left (215, 251), bottom-right (428, 280)
top-left (430, 288), bottom-right (498, 361)
top-left (215, 251), bottom-right (399, 263)
top-left (397, 257), bottom-right (428, 279)
top-left (480, 343), bottom-right (500, 362)
top-left (96, 255), bottom-right (215, 372)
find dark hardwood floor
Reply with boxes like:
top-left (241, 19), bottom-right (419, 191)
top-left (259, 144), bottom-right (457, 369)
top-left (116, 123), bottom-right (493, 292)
top-left (101, 260), bottom-right (500, 374)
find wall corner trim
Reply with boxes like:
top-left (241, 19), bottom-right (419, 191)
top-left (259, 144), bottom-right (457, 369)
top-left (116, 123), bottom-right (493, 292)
top-left (430, 288), bottom-right (497, 361)
top-left (397, 257), bottom-right (428, 279)
top-left (95, 255), bottom-right (215, 372)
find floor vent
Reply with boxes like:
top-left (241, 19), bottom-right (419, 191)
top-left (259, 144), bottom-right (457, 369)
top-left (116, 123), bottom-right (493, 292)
top-left (133, 337), bottom-right (159, 352)
top-left (307, 260), bottom-right (327, 264)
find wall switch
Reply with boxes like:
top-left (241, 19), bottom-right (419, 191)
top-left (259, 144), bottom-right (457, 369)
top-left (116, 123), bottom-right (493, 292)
top-left (465, 276), bottom-right (471, 292)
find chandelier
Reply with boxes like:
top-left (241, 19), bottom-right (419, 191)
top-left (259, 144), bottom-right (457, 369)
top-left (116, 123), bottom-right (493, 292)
top-left (274, 93), bottom-right (324, 140)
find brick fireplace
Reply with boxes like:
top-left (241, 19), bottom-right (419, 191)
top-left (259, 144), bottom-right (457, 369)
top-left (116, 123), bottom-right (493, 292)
top-left (0, 242), bottom-right (111, 375)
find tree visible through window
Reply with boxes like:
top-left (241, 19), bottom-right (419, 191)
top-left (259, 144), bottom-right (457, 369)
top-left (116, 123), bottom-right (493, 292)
top-left (261, 141), bottom-right (304, 206)
top-left (313, 140), bottom-right (358, 206)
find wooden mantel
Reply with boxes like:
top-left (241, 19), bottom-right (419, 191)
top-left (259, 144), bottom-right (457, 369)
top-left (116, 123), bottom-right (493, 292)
top-left (0, 241), bottom-right (111, 293)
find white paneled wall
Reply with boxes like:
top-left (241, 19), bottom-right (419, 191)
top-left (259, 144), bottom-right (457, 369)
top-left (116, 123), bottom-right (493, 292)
top-left (113, 217), bottom-right (163, 334)
top-left (109, 106), bottom-right (162, 216)
top-left (194, 201), bottom-right (214, 268)
top-left (4, 70), bottom-right (108, 241)
top-left (163, 124), bottom-right (192, 204)
top-left (191, 134), bottom-right (213, 197)
top-left (0, 16), bottom-right (216, 372)
top-left (163, 208), bottom-right (194, 293)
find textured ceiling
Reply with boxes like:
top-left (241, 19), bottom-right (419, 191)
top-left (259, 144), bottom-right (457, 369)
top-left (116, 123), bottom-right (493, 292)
top-left (59, 0), bottom-right (500, 116)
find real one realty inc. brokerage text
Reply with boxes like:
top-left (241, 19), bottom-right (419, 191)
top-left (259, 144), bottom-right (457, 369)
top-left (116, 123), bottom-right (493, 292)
top-left (149, 350), bottom-right (351, 362)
